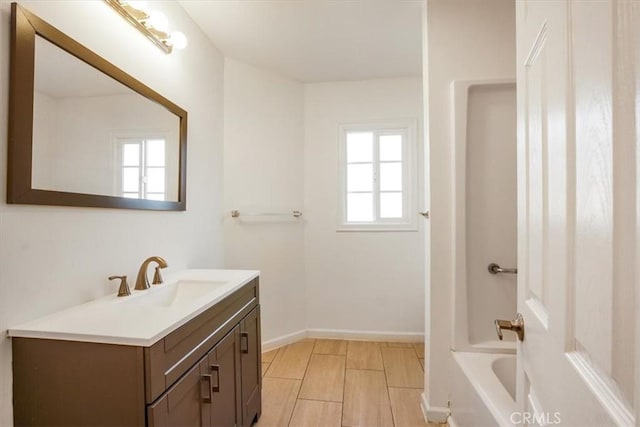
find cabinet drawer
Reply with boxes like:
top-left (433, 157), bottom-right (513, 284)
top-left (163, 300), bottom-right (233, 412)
top-left (144, 278), bottom-right (259, 403)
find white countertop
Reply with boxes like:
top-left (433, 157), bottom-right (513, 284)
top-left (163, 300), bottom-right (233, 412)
top-left (8, 269), bottom-right (260, 347)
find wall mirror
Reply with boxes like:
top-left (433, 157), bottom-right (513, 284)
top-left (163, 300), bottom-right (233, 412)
top-left (8, 3), bottom-right (187, 210)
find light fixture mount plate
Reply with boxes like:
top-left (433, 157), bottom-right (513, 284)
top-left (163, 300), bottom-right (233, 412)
top-left (104, 0), bottom-right (173, 53)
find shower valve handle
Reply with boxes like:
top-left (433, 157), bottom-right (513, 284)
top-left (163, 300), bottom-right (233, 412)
top-left (495, 313), bottom-right (525, 341)
top-left (488, 263), bottom-right (517, 275)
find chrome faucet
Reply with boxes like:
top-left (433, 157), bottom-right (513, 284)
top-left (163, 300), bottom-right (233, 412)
top-left (135, 256), bottom-right (168, 290)
top-left (495, 313), bottom-right (525, 341)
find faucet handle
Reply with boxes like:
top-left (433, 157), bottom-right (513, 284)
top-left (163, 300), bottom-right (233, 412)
top-left (152, 266), bottom-right (164, 285)
top-left (109, 275), bottom-right (131, 297)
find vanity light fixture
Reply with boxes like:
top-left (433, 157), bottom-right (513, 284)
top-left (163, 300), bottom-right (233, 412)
top-left (104, 0), bottom-right (187, 53)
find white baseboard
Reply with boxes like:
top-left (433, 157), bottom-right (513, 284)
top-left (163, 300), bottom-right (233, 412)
top-left (261, 329), bottom-right (424, 352)
top-left (306, 328), bottom-right (424, 342)
top-left (420, 392), bottom-right (450, 424)
top-left (261, 330), bottom-right (307, 352)
top-left (447, 416), bottom-right (459, 427)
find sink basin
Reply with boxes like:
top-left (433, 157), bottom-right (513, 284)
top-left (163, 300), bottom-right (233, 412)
top-left (7, 269), bottom-right (260, 346)
top-left (139, 279), bottom-right (228, 308)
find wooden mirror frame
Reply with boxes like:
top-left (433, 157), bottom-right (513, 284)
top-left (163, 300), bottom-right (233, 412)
top-left (8, 3), bottom-right (187, 211)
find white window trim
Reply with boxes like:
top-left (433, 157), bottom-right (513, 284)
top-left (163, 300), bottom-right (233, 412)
top-left (337, 120), bottom-right (418, 232)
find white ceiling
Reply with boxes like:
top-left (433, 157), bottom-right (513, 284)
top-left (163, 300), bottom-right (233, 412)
top-left (178, 0), bottom-right (423, 83)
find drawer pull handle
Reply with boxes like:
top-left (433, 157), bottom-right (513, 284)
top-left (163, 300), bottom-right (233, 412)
top-left (210, 364), bottom-right (220, 393)
top-left (240, 332), bottom-right (249, 354)
top-left (201, 374), bottom-right (213, 403)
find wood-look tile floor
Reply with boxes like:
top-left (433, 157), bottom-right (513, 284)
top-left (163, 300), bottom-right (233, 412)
top-left (257, 339), bottom-right (446, 427)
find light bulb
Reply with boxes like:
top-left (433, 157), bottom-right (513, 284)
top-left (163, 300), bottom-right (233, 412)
top-left (168, 31), bottom-right (188, 50)
top-left (147, 11), bottom-right (169, 31)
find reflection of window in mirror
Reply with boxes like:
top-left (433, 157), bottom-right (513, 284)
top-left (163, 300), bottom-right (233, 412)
top-left (115, 137), bottom-right (166, 201)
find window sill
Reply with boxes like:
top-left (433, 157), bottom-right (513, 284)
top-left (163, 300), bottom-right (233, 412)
top-left (336, 223), bottom-right (418, 232)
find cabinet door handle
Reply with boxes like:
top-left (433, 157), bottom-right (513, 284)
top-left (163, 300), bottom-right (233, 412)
top-left (210, 364), bottom-right (220, 393)
top-left (201, 374), bottom-right (213, 403)
top-left (240, 332), bottom-right (249, 354)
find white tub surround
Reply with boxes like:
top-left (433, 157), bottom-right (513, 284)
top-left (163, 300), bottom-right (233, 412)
top-left (451, 352), bottom-right (517, 427)
top-left (8, 269), bottom-right (259, 346)
top-left (450, 79), bottom-right (517, 355)
top-left (448, 79), bottom-right (518, 426)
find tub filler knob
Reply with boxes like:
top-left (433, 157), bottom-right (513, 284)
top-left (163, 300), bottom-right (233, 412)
top-left (495, 313), bottom-right (525, 341)
top-left (488, 263), bottom-right (517, 275)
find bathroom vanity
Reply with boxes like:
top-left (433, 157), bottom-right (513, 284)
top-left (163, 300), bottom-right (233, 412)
top-left (9, 270), bottom-right (261, 427)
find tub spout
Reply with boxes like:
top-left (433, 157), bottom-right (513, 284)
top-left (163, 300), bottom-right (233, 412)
top-left (494, 313), bottom-right (525, 341)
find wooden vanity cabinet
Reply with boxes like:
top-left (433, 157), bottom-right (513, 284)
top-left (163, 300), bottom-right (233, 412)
top-left (240, 306), bottom-right (262, 426)
top-left (148, 326), bottom-right (242, 427)
top-left (12, 278), bottom-right (261, 427)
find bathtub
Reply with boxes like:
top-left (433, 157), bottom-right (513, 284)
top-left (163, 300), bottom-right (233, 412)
top-left (450, 352), bottom-right (518, 427)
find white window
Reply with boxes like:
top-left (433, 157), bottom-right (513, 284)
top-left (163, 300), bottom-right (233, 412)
top-left (116, 137), bottom-right (166, 201)
top-left (338, 121), bottom-right (417, 231)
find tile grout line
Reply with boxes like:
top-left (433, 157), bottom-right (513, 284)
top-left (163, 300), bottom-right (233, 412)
top-left (381, 345), bottom-right (398, 427)
top-left (344, 367), bottom-right (385, 372)
top-left (288, 339), bottom-right (316, 427)
top-left (340, 341), bottom-right (350, 427)
top-left (263, 347), bottom-right (280, 377)
top-left (412, 342), bottom-right (425, 360)
top-left (339, 351), bottom-right (346, 420)
top-left (295, 397), bottom-right (343, 403)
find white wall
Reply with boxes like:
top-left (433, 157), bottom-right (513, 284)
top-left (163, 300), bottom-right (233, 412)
top-left (223, 58), bottom-right (306, 343)
top-left (224, 67), bottom-right (425, 342)
top-left (304, 78), bottom-right (425, 337)
top-left (0, 1), bottom-right (225, 425)
top-left (423, 0), bottom-right (515, 418)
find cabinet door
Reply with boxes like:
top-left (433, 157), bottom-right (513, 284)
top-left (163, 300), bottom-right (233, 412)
top-left (239, 306), bottom-right (262, 426)
top-left (147, 358), bottom-right (211, 427)
top-left (208, 327), bottom-right (241, 427)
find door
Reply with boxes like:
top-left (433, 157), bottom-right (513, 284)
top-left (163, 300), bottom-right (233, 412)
top-left (208, 327), bottom-right (242, 427)
top-left (147, 358), bottom-right (211, 427)
top-left (240, 306), bottom-right (262, 427)
top-left (516, 0), bottom-right (638, 425)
